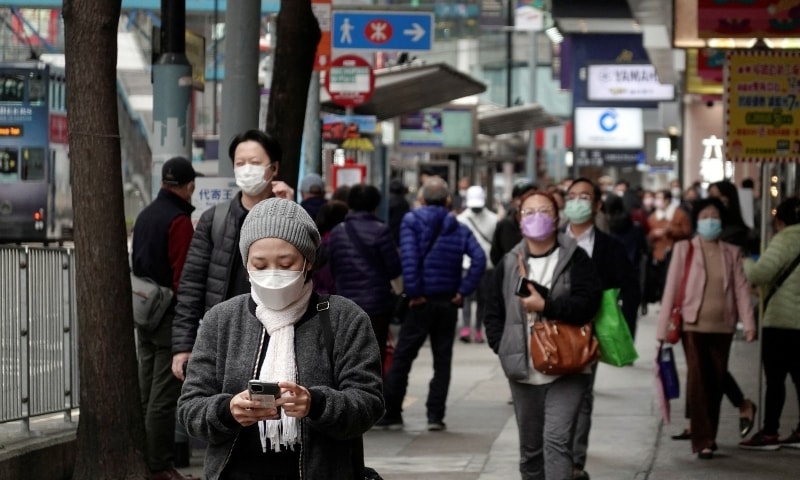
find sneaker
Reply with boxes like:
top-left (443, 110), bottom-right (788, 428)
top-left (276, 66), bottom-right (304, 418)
top-left (739, 431), bottom-right (781, 451)
top-left (373, 415), bottom-right (403, 431)
top-left (427, 421), bottom-right (446, 431)
top-left (459, 327), bottom-right (472, 343)
top-left (779, 430), bottom-right (800, 449)
top-left (474, 330), bottom-right (485, 343)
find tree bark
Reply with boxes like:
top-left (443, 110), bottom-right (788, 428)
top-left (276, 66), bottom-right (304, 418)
top-left (63, 1), bottom-right (148, 478)
top-left (266, 0), bottom-right (320, 190)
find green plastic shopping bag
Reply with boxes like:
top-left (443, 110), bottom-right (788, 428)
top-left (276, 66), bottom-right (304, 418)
top-left (594, 288), bottom-right (638, 366)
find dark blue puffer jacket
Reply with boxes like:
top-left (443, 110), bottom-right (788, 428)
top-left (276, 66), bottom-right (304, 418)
top-left (400, 206), bottom-right (485, 298)
top-left (327, 211), bottom-right (402, 315)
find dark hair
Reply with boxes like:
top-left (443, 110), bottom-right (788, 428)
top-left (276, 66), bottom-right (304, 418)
top-left (690, 197), bottom-right (727, 232)
top-left (512, 182), bottom-right (536, 199)
top-left (315, 200), bottom-right (349, 235)
top-left (389, 179), bottom-right (408, 195)
top-left (741, 178), bottom-right (755, 189)
top-left (615, 179), bottom-right (630, 189)
top-left (775, 197), bottom-right (800, 226)
top-left (348, 184), bottom-right (381, 212)
top-left (605, 194), bottom-right (632, 234)
top-left (228, 129), bottom-right (282, 164)
top-left (568, 177), bottom-right (602, 204)
top-left (709, 180), bottom-right (746, 228)
top-left (332, 185), bottom-right (351, 203)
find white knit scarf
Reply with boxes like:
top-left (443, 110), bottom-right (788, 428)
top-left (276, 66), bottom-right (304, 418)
top-left (252, 281), bottom-right (312, 453)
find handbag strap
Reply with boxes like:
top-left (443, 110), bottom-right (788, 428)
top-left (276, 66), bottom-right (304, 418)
top-left (516, 250), bottom-right (527, 277)
top-left (764, 248), bottom-right (800, 306)
top-left (674, 241), bottom-right (694, 311)
top-left (466, 216), bottom-right (492, 244)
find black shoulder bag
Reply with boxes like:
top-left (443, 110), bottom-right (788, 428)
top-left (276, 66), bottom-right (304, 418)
top-left (316, 296), bottom-right (383, 480)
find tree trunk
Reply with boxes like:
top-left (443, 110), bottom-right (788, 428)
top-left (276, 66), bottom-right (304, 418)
top-left (63, 1), bottom-right (148, 478)
top-left (266, 0), bottom-right (320, 190)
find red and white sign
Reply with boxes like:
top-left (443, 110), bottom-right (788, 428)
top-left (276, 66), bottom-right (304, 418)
top-left (365, 19), bottom-right (392, 44)
top-left (325, 55), bottom-right (375, 108)
top-left (49, 113), bottom-right (68, 145)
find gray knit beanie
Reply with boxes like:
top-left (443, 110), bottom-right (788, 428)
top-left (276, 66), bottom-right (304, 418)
top-left (239, 198), bottom-right (320, 266)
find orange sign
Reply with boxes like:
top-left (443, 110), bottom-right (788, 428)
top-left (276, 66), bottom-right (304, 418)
top-left (312, 0), bottom-right (332, 71)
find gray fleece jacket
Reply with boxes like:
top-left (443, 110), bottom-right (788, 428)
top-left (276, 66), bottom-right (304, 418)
top-left (177, 293), bottom-right (384, 479)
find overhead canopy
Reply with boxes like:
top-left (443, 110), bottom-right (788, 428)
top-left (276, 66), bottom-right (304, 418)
top-left (478, 104), bottom-right (561, 136)
top-left (320, 62), bottom-right (486, 121)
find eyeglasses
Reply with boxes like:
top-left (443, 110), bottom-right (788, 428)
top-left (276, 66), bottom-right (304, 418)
top-left (520, 206), bottom-right (555, 217)
top-left (567, 192), bottom-right (593, 201)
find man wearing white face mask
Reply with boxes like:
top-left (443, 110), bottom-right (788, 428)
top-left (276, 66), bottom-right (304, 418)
top-left (177, 198), bottom-right (384, 479)
top-left (172, 130), bottom-right (296, 382)
top-left (563, 178), bottom-right (641, 480)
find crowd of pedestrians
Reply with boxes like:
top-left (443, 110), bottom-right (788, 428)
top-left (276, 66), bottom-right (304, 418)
top-left (129, 130), bottom-right (800, 480)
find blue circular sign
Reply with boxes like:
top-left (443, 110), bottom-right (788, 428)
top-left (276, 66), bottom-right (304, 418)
top-left (599, 110), bottom-right (617, 132)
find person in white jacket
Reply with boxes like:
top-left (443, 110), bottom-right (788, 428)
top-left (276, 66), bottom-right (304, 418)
top-left (457, 186), bottom-right (498, 343)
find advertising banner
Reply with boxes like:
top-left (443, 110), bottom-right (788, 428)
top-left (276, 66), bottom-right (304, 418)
top-left (574, 107), bottom-right (643, 150)
top-left (725, 50), bottom-right (800, 163)
top-left (698, 0), bottom-right (800, 38)
top-left (587, 64), bottom-right (675, 102)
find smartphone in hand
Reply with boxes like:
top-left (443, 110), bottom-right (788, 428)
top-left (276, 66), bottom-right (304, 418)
top-left (248, 380), bottom-right (281, 412)
top-left (514, 277), bottom-right (549, 298)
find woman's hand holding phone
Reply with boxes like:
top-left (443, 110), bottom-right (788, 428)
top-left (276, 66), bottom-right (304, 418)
top-left (230, 390), bottom-right (280, 427)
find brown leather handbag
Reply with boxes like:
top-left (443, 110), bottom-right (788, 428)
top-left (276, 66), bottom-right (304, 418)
top-left (517, 252), bottom-right (599, 375)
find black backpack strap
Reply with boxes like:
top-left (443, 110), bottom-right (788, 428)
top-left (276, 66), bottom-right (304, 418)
top-left (211, 201), bottom-right (231, 247)
top-left (317, 294), bottom-right (333, 365)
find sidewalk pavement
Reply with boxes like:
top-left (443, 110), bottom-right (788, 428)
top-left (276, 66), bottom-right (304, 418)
top-left (3, 306), bottom-right (796, 479)
top-left (175, 306), bottom-right (797, 479)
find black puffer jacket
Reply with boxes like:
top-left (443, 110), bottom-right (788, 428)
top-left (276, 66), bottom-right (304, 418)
top-left (173, 193), bottom-right (249, 354)
top-left (327, 211), bottom-right (402, 315)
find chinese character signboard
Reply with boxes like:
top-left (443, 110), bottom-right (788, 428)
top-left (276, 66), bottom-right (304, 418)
top-left (699, 0), bottom-right (800, 38)
top-left (725, 50), bottom-right (800, 163)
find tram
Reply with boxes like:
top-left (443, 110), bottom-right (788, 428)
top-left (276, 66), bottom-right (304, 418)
top-left (0, 59), bottom-right (71, 244)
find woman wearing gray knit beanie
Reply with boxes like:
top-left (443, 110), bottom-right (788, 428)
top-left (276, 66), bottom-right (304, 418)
top-left (178, 197), bottom-right (385, 479)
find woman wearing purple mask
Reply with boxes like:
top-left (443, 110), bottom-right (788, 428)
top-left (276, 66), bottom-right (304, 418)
top-left (484, 190), bottom-right (602, 480)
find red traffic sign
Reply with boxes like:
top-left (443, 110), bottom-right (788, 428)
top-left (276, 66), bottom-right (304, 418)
top-left (325, 55), bottom-right (375, 108)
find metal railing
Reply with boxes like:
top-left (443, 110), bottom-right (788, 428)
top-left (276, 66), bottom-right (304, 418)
top-left (0, 245), bottom-right (79, 432)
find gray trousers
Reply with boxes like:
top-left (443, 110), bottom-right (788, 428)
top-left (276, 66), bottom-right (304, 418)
top-left (571, 362), bottom-right (599, 470)
top-left (509, 374), bottom-right (590, 480)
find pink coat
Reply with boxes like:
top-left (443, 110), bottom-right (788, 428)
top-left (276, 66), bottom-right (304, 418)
top-left (656, 237), bottom-right (755, 340)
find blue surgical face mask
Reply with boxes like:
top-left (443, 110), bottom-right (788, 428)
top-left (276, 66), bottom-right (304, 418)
top-left (697, 218), bottom-right (722, 240)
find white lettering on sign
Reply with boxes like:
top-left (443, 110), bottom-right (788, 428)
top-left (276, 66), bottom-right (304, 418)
top-left (329, 67), bottom-right (371, 93)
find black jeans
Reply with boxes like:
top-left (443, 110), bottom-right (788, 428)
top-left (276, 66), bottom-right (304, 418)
top-left (383, 296), bottom-right (458, 423)
top-left (137, 312), bottom-right (182, 471)
top-left (762, 327), bottom-right (800, 435)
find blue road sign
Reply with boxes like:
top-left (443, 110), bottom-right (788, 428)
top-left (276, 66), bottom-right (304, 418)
top-left (332, 10), bottom-right (434, 51)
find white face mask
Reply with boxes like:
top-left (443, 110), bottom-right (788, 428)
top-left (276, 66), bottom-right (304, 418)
top-left (235, 164), bottom-right (272, 196)
top-left (249, 261), bottom-right (306, 310)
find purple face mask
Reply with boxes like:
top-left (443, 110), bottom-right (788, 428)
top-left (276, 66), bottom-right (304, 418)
top-left (521, 212), bottom-right (555, 241)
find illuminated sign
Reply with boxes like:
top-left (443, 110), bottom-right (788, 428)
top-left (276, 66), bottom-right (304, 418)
top-left (575, 108), bottom-right (643, 149)
top-left (0, 125), bottom-right (23, 137)
top-left (587, 64), bottom-right (675, 102)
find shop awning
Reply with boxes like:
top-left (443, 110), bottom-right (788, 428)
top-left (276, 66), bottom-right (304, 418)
top-left (478, 104), bottom-right (562, 136)
top-left (320, 62), bottom-right (487, 121)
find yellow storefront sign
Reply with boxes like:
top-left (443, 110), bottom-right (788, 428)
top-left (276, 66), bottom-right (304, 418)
top-left (725, 50), bottom-right (800, 163)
